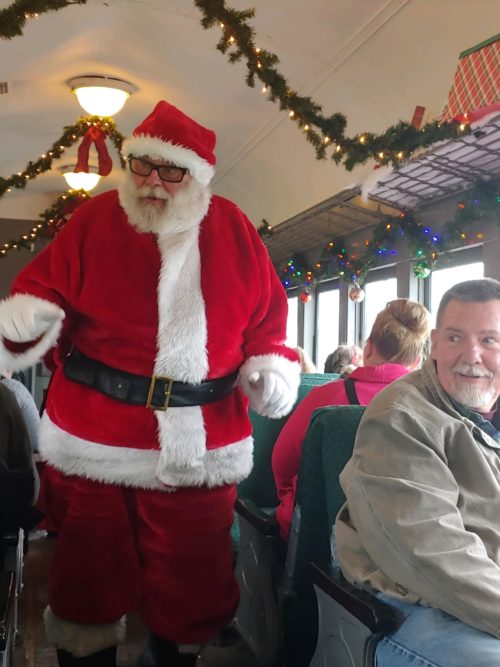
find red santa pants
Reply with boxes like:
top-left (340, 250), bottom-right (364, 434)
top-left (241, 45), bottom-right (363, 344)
top-left (38, 465), bottom-right (239, 644)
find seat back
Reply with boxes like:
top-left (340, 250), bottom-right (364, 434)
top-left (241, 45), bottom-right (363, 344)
top-left (321, 405), bottom-right (366, 529)
top-left (289, 405), bottom-right (365, 593)
top-left (282, 405), bottom-right (365, 667)
top-left (238, 373), bottom-right (338, 508)
top-left (232, 374), bottom-right (338, 666)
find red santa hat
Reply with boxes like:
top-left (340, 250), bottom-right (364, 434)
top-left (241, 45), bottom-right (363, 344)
top-left (122, 101), bottom-right (216, 186)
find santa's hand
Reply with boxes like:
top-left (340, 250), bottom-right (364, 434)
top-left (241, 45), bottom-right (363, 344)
top-left (242, 368), bottom-right (297, 419)
top-left (0, 297), bottom-right (64, 343)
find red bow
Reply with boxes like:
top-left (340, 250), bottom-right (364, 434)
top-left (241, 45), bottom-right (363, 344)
top-left (75, 125), bottom-right (112, 176)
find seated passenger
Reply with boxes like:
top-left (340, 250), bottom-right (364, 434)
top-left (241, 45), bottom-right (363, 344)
top-left (1, 370), bottom-right (41, 452)
top-left (324, 344), bottom-right (362, 375)
top-left (0, 382), bottom-right (41, 533)
top-left (336, 278), bottom-right (500, 667)
top-left (272, 299), bottom-right (430, 539)
top-left (295, 346), bottom-right (317, 373)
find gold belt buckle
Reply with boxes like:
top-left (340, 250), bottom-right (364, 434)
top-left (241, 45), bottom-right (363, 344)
top-left (146, 375), bottom-right (174, 411)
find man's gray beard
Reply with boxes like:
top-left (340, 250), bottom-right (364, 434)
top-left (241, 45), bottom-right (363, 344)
top-left (118, 174), bottom-right (211, 235)
top-left (449, 379), bottom-right (497, 410)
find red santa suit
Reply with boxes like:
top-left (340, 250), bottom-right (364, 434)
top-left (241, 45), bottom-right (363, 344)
top-left (0, 101), bottom-right (300, 658)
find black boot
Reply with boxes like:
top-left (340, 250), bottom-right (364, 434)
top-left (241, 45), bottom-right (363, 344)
top-left (57, 646), bottom-right (117, 666)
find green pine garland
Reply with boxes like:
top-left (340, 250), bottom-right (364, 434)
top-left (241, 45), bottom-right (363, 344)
top-left (0, 189), bottom-right (89, 257)
top-left (1, 0), bottom-right (468, 171)
top-left (278, 180), bottom-right (500, 289)
top-left (0, 0), bottom-right (86, 39)
top-left (0, 116), bottom-right (125, 198)
top-left (194, 0), bottom-right (468, 170)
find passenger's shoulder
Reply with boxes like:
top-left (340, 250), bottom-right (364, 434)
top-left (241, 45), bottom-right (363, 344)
top-left (365, 369), bottom-right (426, 408)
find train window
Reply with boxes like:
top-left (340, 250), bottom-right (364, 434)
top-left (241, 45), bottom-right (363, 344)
top-left (286, 295), bottom-right (299, 347)
top-left (429, 261), bottom-right (484, 324)
top-left (363, 277), bottom-right (397, 340)
top-left (316, 289), bottom-right (340, 373)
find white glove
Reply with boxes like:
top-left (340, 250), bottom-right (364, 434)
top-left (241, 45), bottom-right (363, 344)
top-left (242, 368), bottom-right (297, 419)
top-left (0, 299), bottom-right (63, 342)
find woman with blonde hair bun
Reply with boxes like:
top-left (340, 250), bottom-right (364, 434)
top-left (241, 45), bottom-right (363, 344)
top-left (272, 298), bottom-right (430, 540)
top-left (367, 298), bottom-right (430, 369)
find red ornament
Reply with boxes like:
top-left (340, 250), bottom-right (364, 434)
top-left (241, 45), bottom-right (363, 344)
top-left (299, 290), bottom-right (312, 304)
top-left (349, 284), bottom-right (365, 303)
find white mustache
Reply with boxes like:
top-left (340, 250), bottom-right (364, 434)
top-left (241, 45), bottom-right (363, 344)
top-left (137, 186), bottom-right (169, 200)
top-left (453, 363), bottom-right (493, 379)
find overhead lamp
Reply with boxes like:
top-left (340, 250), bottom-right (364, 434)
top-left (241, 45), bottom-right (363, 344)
top-left (68, 75), bottom-right (136, 116)
top-left (60, 165), bottom-right (101, 192)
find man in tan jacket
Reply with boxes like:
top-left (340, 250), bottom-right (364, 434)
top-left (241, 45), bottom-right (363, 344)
top-left (336, 278), bottom-right (500, 667)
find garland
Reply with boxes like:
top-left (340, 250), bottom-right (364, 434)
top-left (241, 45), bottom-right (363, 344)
top-left (194, 0), bottom-right (468, 170)
top-left (0, 190), bottom-right (89, 257)
top-left (273, 180), bottom-right (500, 291)
top-left (0, 116), bottom-right (125, 198)
top-left (0, 0), bottom-right (86, 39)
top-left (1, 0), bottom-right (468, 170)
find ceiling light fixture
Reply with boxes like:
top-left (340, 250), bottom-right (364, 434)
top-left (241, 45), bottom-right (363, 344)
top-left (60, 165), bottom-right (101, 192)
top-left (68, 75), bottom-right (137, 116)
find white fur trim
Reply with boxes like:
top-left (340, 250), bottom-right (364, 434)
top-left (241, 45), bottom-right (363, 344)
top-left (153, 226), bottom-right (211, 475)
top-left (39, 413), bottom-right (165, 489)
top-left (0, 294), bottom-right (64, 372)
top-left (155, 227), bottom-right (208, 384)
top-left (39, 412), bottom-right (253, 488)
top-left (44, 606), bottom-right (126, 657)
top-left (123, 135), bottom-right (215, 186)
top-left (158, 435), bottom-right (254, 488)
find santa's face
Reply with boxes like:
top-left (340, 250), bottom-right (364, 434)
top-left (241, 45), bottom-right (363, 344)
top-left (118, 157), bottom-right (211, 235)
top-left (130, 155), bottom-right (192, 207)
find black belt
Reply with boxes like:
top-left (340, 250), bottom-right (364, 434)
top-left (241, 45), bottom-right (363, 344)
top-left (63, 349), bottom-right (239, 411)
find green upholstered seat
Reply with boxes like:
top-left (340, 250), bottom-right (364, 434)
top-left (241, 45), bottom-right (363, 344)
top-left (231, 373), bottom-right (338, 550)
top-left (238, 373), bottom-right (338, 508)
top-left (232, 374), bottom-right (338, 666)
top-left (282, 405), bottom-right (365, 667)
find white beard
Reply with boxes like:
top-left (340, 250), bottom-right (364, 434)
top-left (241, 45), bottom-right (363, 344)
top-left (118, 172), bottom-right (211, 236)
top-left (450, 363), bottom-right (497, 410)
top-left (450, 382), bottom-right (497, 411)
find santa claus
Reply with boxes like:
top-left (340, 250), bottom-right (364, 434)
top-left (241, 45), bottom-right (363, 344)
top-left (0, 101), bottom-right (300, 666)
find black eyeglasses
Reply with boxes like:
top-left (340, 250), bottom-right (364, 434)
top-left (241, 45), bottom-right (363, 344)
top-left (127, 156), bottom-right (188, 183)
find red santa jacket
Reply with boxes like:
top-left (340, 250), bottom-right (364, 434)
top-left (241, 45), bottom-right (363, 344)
top-left (1, 190), bottom-right (298, 489)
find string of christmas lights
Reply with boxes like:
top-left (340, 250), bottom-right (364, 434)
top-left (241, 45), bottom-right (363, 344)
top-left (0, 116), bottom-right (124, 198)
top-left (275, 180), bottom-right (500, 292)
top-left (1, 0), bottom-right (469, 170)
top-left (0, 0), bottom-right (86, 39)
top-left (0, 189), bottom-right (90, 257)
top-left (194, 0), bottom-right (468, 169)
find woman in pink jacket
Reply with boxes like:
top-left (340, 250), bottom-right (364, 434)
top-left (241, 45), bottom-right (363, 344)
top-left (272, 298), bottom-right (430, 539)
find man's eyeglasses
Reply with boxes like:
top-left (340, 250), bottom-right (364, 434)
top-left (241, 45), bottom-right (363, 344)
top-left (128, 156), bottom-right (188, 183)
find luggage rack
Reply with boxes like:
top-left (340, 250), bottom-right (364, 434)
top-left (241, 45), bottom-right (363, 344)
top-left (368, 113), bottom-right (500, 210)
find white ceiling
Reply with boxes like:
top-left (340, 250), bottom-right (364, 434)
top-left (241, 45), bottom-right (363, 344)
top-left (0, 0), bottom-right (498, 231)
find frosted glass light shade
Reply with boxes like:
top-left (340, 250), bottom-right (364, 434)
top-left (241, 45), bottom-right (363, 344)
top-left (63, 170), bottom-right (101, 191)
top-left (69, 76), bottom-right (136, 116)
